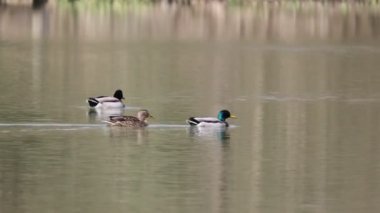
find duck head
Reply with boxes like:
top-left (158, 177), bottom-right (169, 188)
top-left (113, 89), bottom-right (125, 100)
top-left (137, 109), bottom-right (153, 122)
top-left (217, 110), bottom-right (237, 121)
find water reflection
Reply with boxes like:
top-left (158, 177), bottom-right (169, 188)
top-left (1, 2), bottom-right (380, 41)
top-left (187, 126), bottom-right (231, 144)
top-left (106, 127), bottom-right (149, 144)
top-left (87, 108), bottom-right (125, 122)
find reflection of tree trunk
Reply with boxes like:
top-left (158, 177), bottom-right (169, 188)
top-left (266, 5), bottom-right (274, 41)
top-left (33, 0), bottom-right (48, 9)
top-left (370, 14), bottom-right (380, 37)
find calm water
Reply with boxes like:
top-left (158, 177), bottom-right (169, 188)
top-left (1, 2), bottom-right (380, 213)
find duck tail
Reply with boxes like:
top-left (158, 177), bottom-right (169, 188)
top-left (186, 117), bottom-right (199, 126)
top-left (87, 98), bottom-right (99, 107)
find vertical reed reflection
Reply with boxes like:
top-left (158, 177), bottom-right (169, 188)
top-left (1, 2), bottom-right (380, 41)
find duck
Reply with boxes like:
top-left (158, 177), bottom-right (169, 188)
top-left (186, 110), bottom-right (237, 127)
top-left (104, 109), bottom-right (153, 128)
top-left (87, 89), bottom-right (125, 109)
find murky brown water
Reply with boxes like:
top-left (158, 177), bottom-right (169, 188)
top-left (1, 2), bottom-right (380, 213)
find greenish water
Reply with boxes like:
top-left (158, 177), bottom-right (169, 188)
top-left (1, 2), bottom-right (380, 213)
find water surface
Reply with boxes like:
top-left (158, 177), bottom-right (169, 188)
top-left (1, 2), bottom-right (380, 213)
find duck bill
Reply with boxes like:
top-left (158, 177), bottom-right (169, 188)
top-left (230, 115), bottom-right (237, 119)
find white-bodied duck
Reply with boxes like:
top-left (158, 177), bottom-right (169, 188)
top-left (87, 89), bottom-right (125, 109)
top-left (186, 110), bottom-right (237, 127)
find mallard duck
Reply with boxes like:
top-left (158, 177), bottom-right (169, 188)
top-left (87, 89), bottom-right (125, 109)
top-left (105, 110), bottom-right (153, 127)
top-left (186, 110), bottom-right (237, 127)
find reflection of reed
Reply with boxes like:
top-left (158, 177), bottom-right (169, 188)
top-left (247, 94), bottom-right (380, 211)
top-left (1, 2), bottom-right (380, 41)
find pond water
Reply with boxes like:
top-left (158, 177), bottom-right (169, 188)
top-left (1, 2), bottom-right (380, 213)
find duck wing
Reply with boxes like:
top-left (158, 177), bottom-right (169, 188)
top-left (87, 95), bottom-right (120, 107)
top-left (109, 116), bottom-right (140, 122)
top-left (96, 96), bottom-right (120, 103)
top-left (186, 117), bottom-right (220, 126)
top-left (106, 115), bottom-right (146, 127)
